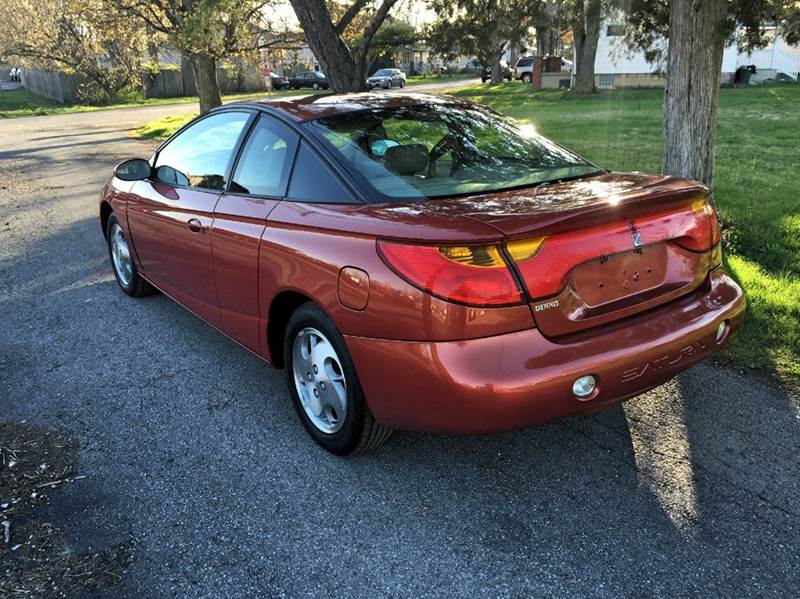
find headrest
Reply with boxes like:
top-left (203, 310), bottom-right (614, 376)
top-left (384, 144), bottom-right (429, 176)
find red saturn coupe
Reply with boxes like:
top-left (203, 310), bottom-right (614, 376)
top-left (101, 93), bottom-right (745, 454)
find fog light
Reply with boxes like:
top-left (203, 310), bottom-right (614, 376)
top-left (716, 320), bottom-right (729, 342)
top-left (573, 375), bottom-right (597, 399)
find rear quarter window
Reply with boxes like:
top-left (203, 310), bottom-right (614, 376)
top-left (287, 142), bottom-right (355, 204)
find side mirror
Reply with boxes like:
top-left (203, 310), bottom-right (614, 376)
top-left (114, 158), bottom-right (152, 181)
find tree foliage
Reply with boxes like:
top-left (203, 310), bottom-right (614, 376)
top-left (288, 0), bottom-right (403, 92)
top-left (362, 18), bottom-right (418, 72)
top-left (426, 0), bottom-right (541, 82)
top-left (113, 0), bottom-right (271, 61)
top-left (624, 0), bottom-right (800, 63)
top-left (111, 0), bottom-right (300, 112)
top-left (0, 0), bottom-right (146, 102)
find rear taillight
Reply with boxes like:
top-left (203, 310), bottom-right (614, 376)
top-left (378, 241), bottom-right (523, 306)
top-left (676, 198), bottom-right (720, 251)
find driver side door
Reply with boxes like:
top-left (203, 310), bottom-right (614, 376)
top-left (126, 110), bottom-right (253, 326)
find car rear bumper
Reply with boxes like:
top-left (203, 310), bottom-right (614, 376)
top-left (344, 268), bottom-right (745, 433)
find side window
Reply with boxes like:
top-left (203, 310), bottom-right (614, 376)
top-left (287, 143), bottom-right (355, 204)
top-left (230, 116), bottom-right (299, 196)
top-left (155, 111), bottom-right (250, 191)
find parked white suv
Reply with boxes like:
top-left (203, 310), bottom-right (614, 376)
top-left (513, 57), bottom-right (573, 82)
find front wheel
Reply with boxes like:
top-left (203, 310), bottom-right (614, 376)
top-left (521, 72), bottom-right (531, 84)
top-left (399, 79), bottom-right (405, 88)
top-left (312, 82), bottom-right (319, 90)
top-left (106, 213), bottom-right (154, 297)
top-left (284, 303), bottom-right (392, 455)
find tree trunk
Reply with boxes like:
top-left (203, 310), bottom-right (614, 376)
top-left (535, 27), bottom-right (547, 56)
top-left (191, 54), bottom-right (221, 114)
top-left (664, 0), bottom-right (727, 186)
top-left (535, 2), bottom-right (561, 57)
top-left (572, 0), bottom-right (602, 93)
top-left (491, 59), bottom-right (502, 84)
top-left (535, 26), bottom-right (557, 56)
top-left (288, 0), bottom-right (360, 92)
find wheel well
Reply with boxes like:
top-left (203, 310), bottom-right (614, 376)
top-left (267, 291), bottom-right (312, 369)
top-left (99, 201), bottom-right (113, 239)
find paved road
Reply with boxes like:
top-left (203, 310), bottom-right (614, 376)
top-left (1, 99), bottom-right (799, 598)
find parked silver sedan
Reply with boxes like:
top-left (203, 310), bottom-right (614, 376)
top-left (367, 68), bottom-right (406, 89)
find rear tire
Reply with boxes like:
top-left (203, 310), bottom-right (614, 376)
top-left (284, 303), bottom-right (392, 455)
top-left (521, 72), bottom-right (531, 84)
top-left (105, 213), bottom-right (154, 297)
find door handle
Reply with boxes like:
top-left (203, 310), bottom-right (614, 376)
top-left (187, 218), bottom-right (204, 233)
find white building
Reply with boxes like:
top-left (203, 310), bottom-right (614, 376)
top-left (592, 21), bottom-right (800, 89)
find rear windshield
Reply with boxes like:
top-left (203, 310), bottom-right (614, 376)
top-left (305, 103), bottom-right (601, 202)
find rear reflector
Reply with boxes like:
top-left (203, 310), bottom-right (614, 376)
top-left (378, 241), bottom-right (523, 306)
top-left (573, 375), bottom-right (597, 399)
top-left (508, 198), bottom-right (719, 300)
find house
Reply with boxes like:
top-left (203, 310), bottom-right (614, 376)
top-left (591, 20), bottom-right (800, 89)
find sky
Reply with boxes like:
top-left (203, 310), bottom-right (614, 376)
top-left (266, 0), bottom-right (438, 30)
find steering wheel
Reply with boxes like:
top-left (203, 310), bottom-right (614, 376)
top-left (429, 134), bottom-right (463, 177)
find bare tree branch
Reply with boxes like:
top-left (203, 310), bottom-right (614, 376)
top-left (354, 0), bottom-right (401, 62)
top-left (335, 0), bottom-right (371, 35)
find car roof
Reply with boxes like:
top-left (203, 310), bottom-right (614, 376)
top-left (234, 92), bottom-right (471, 123)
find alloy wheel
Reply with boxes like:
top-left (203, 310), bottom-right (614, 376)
top-left (110, 223), bottom-right (133, 287)
top-left (292, 327), bottom-right (348, 434)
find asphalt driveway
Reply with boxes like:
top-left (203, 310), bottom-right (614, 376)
top-left (0, 103), bottom-right (798, 597)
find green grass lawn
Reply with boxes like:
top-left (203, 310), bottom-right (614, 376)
top-left (136, 82), bottom-right (800, 384)
top-left (136, 112), bottom-right (197, 139)
top-left (406, 73), bottom-right (478, 85)
top-left (0, 86), bottom-right (308, 119)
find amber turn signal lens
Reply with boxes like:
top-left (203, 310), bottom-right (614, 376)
top-left (690, 198), bottom-right (709, 214)
top-left (710, 243), bottom-right (722, 269)
top-left (439, 244), bottom-right (506, 267)
top-left (506, 236), bottom-right (546, 262)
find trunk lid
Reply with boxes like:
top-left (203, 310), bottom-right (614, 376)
top-left (452, 172), bottom-right (717, 337)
